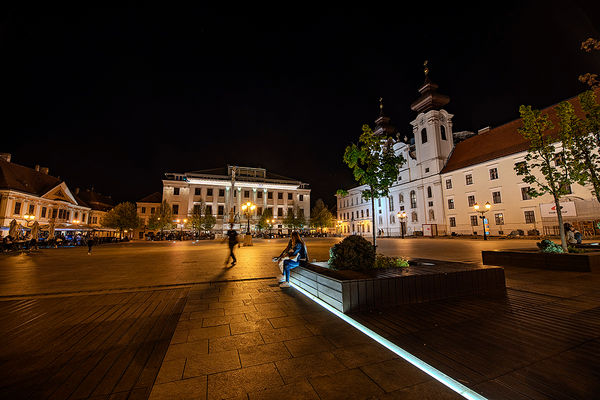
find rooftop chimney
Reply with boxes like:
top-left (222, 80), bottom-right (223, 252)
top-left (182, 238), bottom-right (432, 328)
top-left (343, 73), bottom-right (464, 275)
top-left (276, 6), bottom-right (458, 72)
top-left (40, 167), bottom-right (49, 174)
top-left (0, 153), bottom-right (11, 162)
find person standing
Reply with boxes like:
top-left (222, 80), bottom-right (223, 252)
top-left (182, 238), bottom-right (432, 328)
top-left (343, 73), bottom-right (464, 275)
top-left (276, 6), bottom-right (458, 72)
top-left (225, 224), bottom-right (239, 267)
top-left (87, 234), bottom-right (95, 255)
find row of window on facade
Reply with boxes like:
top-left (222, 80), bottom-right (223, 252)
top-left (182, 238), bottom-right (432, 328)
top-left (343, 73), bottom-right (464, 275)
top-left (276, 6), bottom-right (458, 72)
top-left (446, 158), bottom-right (567, 190)
top-left (448, 210), bottom-right (536, 228)
top-left (341, 223), bottom-right (371, 234)
top-left (170, 187), bottom-right (304, 201)
top-left (170, 203), bottom-right (304, 218)
top-left (340, 208), bottom-right (370, 221)
top-left (12, 201), bottom-right (96, 223)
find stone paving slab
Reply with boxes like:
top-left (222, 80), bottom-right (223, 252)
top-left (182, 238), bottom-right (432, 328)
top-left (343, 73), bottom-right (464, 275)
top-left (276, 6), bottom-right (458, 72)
top-left (148, 278), bottom-right (462, 400)
top-left (0, 288), bottom-right (188, 400)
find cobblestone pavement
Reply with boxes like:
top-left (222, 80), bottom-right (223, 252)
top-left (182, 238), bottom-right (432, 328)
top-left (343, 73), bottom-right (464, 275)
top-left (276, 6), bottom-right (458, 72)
top-left (0, 237), bottom-right (539, 297)
top-left (0, 238), bottom-right (555, 399)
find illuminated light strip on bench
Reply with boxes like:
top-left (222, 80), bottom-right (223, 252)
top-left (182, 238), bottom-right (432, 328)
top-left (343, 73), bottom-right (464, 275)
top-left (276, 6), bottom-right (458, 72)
top-left (289, 281), bottom-right (488, 400)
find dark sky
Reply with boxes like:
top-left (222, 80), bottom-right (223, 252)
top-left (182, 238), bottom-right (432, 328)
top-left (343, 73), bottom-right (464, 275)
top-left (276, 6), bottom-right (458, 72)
top-left (3, 2), bottom-right (600, 208)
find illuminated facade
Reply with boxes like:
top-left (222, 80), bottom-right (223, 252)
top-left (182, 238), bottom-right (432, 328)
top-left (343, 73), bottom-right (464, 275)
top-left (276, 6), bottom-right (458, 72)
top-left (162, 165), bottom-right (310, 234)
top-left (337, 78), bottom-right (600, 237)
top-left (0, 153), bottom-right (113, 237)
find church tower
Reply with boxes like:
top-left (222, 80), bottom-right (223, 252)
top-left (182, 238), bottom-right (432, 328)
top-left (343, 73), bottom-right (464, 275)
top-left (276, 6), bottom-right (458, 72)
top-left (373, 97), bottom-right (397, 138)
top-left (409, 61), bottom-right (454, 176)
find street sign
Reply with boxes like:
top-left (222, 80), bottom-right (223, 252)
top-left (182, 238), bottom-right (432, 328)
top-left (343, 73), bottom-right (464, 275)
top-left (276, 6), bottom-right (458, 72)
top-left (483, 217), bottom-right (490, 235)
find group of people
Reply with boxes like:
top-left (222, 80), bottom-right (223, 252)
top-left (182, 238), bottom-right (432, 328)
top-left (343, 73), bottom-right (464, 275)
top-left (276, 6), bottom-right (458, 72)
top-left (224, 223), bottom-right (308, 288)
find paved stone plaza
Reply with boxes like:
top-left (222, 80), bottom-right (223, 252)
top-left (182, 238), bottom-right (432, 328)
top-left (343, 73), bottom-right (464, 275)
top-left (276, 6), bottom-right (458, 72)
top-left (0, 238), bottom-right (598, 399)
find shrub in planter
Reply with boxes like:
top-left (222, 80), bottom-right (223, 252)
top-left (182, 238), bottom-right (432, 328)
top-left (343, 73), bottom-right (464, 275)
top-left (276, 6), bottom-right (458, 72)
top-left (374, 254), bottom-right (409, 268)
top-left (328, 235), bottom-right (375, 270)
top-left (537, 239), bottom-right (564, 253)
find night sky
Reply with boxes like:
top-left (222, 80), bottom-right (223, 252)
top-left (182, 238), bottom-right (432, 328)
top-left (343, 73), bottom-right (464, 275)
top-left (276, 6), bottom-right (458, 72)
top-left (3, 2), bottom-right (600, 208)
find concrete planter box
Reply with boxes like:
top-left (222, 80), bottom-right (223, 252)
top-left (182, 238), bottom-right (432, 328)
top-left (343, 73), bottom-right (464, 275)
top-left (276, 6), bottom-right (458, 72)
top-left (289, 260), bottom-right (505, 313)
top-left (482, 250), bottom-right (600, 272)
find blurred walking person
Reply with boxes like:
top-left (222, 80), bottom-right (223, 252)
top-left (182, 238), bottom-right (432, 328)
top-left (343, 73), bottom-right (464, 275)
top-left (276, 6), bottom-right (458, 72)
top-left (224, 224), bottom-right (239, 267)
top-left (87, 234), bottom-right (95, 255)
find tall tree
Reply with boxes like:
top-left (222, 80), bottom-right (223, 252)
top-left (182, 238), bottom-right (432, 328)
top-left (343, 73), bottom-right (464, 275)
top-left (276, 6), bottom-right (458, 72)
top-left (310, 199), bottom-right (334, 232)
top-left (283, 209), bottom-right (296, 231)
top-left (556, 92), bottom-right (600, 204)
top-left (342, 124), bottom-right (405, 248)
top-left (101, 202), bottom-right (140, 239)
top-left (514, 106), bottom-right (575, 251)
top-left (148, 200), bottom-right (173, 236)
top-left (202, 205), bottom-right (216, 232)
top-left (579, 38), bottom-right (600, 89)
top-left (293, 205), bottom-right (306, 230)
top-left (189, 203), bottom-right (204, 234)
top-left (257, 208), bottom-right (273, 231)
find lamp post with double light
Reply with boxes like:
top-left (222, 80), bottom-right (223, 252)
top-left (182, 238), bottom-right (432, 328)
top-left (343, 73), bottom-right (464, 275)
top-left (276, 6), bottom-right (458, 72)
top-left (396, 211), bottom-right (407, 239)
top-left (473, 202), bottom-right (491, 240)
top-left (175, 218), bottom-right (188, 240)
top-left (241, 201), bottom-right (256, 234)
top-left (267, 218), bottom-right (275, 237)
top-left (23, 213), bottom-right (36, 227)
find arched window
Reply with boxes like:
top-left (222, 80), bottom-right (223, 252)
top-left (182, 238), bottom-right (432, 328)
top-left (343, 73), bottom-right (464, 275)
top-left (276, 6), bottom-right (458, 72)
top-left (421, 128), bottom-right (427, 144)
top-left (398, 193), bottom-right (404, 203)
top-left (440, 125), bottom-right (447, 140)
top-left (429, 209), bottom-right (435, 221)
top-left (411, 212), bottom-right (418, 222)
top-left (427, 186), bottom-right (432, 198)
top-left (410, 190), bottom-right (417, 208)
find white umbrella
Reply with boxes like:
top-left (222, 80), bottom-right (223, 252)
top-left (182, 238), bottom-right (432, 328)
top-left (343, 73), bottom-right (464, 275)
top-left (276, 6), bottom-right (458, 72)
top-left (8, 219), bottom-right (18, 238)
top-left (31, 221), bottom-right (40, 240)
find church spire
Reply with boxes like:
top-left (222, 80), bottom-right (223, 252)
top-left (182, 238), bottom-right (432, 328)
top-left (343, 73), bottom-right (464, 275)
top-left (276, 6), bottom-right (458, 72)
top-left (410, 61), bottom-right (450, 113)
top-left (374, 97), bottom-right (396, 137)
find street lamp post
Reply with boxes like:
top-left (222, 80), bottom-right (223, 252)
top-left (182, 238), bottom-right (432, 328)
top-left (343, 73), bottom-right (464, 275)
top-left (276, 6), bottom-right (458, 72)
top-left (396, 211), bottom-right (407, 239)
top-left (473, 202), bottom-right (491, 240)
top-left (23, 214), bottom-right (36, 227)
top-left (268, 219), bottom-right (274, 237)
top-left (241, 201), bottom-right (256, 234)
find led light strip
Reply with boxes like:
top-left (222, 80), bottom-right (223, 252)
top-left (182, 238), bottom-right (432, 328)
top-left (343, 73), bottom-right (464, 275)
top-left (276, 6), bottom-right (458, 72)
top-left (289, 281), bottom-right (488, 400)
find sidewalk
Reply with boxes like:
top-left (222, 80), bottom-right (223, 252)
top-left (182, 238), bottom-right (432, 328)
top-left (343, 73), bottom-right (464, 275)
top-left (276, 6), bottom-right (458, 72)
top-left (148, 278), bottom-right (462, 400)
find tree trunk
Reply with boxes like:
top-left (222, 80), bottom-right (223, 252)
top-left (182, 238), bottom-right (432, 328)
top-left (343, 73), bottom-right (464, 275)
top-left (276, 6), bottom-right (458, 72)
top-left (370, 188), bottom-right (377, 249)
top-left (554, 196), bottom-right (568, 252)
top-left (581, 149), bottom-right (600, 204)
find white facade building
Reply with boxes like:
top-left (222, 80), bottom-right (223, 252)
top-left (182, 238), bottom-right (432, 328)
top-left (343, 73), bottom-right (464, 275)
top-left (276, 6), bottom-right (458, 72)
top-left (0, 153), bottom-right (114, 238)
top-left (337, 77), bottom-right (600, 238)
top-left (162, 165), bottom-right (310, 234)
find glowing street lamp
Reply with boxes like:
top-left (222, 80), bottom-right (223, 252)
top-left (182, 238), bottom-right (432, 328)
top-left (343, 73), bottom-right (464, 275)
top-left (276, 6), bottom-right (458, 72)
top-left (23, 213), bottom-right (36, 226)
top-left (241, 201), bottom-right (256, 234)
top-left (473, 202), bottom-right (491, 240)
top-left (174, 218), bottom-right (187, 240)
top-left (396, 211), bottom-right (407, 239)
top-left (267, 218), bottom-right (275, 236)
